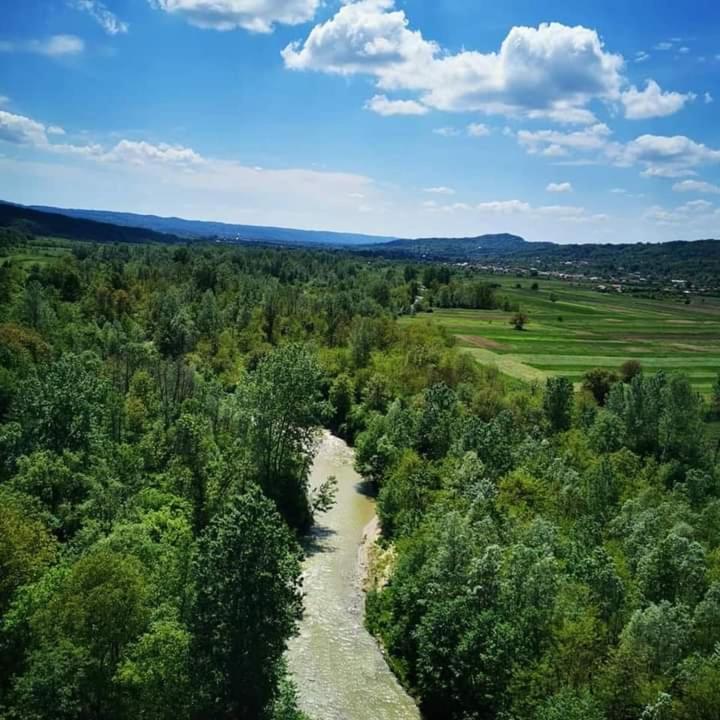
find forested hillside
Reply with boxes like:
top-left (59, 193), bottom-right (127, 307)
top-left (0, 235), bottom-right (718, 720)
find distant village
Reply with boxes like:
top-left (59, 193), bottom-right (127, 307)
top-left (458, 259), bottom-right (713, 297)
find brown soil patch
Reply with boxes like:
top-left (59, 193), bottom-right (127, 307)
top-left (457, 334), bottom-right (508, 351)
top-left (671, 343), bottom-right (714, 353)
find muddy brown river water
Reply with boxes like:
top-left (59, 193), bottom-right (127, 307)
top-left (287, 433), bottom-right (421, 720)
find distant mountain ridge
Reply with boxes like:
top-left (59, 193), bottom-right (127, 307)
top-left (29, 205), bottom-right (398, 247)
top-left (0, 201), bottom-right (183, 245)
top-left (368, 233), bottom-right (551, 257)
top-left (2, 200), bottom-right (719, 285)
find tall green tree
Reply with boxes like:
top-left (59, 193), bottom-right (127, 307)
top-left (543, 377), bottom-right (574, 433)
top-left (190, 488), bottom-right (303, 720)
top-left (240, 344), bottom-right (324, 528)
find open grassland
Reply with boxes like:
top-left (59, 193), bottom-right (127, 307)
top-left (1, 238), bottom-right (73, 268)
top-left (405, 275), bottom-right (720, 396)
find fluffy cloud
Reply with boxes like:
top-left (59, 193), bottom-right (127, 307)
top-left (635, 51), bottom-right (650, 63)
top-left (0, 110), bottom-right (205, 168)
top-left (283, 6), bottom-right (625, 119)
top-left (546, 182), bottom-right (573, 193)
top-left (150, 0), bottom-right (320, 33)
top-left (0, 35), bottom-right (85, 56)
top-left (516, 120), bottom-right (720, 179)
top-left (283, 3), bottom-right (696, 126)
top-left (0, 110), bottom-right (52, 146)
top-left (621, 80), bottom-right (695, 119)
top-left (622, 134), bottom-right (720, 177)
top-left (72, 1), bottom-right (129, 35)
top-left (101, 140), bottom-right (203, 165)
top-left (282, 0), bottom-right (437, 76)
top-left (467, 123), bottom-right (490, 137)
top-left (421, 23), bottom-right (624, 120)
top-left (516, 123), bottom-right (612, 157)
top-left (672, 179), bottom-right (720, 195)
top-left (365, 94), bottom-right (428, 116)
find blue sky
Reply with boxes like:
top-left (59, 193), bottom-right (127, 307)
top-left (1, 0), bottom-right (719, 242)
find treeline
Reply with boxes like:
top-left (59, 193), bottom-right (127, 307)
top-left (403, 265), bottom-right (502, 311)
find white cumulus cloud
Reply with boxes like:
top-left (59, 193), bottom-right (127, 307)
top-left (672, 179), bottom-right (720, 195)
top-left (517, 123), bottom-right (613, 157)
top-left (365, 94), bottom-right (428, 115)
top-left (621, 80), bottom-right (695, 119)
top-left (467, 123), bottom-right (490, 137)
top-left (622, 134), bottom-right (720, 177)
top-left (0, 110), bottom-right (53, 147)
top-left (150, 0), bottom-right (320, 33)
top-left (283, 4), bottom-right (630, 124)
top-left (546, 182), bottom-right (573, 193)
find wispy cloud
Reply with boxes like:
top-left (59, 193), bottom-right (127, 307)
top-left (71, 0), bottom-right (129, 35)
top-left (424, 186), bottom-right (455, 195)
top-left (0, 35), bottom-right (85, 57)
top-left (433, 127), bottom-right (461, 137)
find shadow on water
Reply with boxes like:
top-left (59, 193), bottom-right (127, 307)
top-left (355, 478), bottom-right (378, 499)
top-left (301, 524), bottom-right (338, 557)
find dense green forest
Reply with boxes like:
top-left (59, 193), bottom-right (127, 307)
top-left (1, 235), bottom-right (719, 719)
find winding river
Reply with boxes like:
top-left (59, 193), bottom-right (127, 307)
top-left (287, 433), bottom-right (421, 720)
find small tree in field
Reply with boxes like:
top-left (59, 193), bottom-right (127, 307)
top-left (620, 359), bottom-right (643, 383)
top-left (510, 312), bottom-right (528, 331)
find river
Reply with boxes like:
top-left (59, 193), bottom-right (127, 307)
top-left (287, 432), bottom-right (421, 720)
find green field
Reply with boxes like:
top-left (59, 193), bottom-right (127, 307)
top-left (0, 238), bottom-right (73, 269)
top-left (404, 276), bottom-right (720, 396)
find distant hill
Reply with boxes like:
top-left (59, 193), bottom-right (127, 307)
top-left (363, 231), bottom-right (720, 284)
top-left (365, 233), bottom-right (551, 258)
top-left (30, 205), bottom-right (397, 247)
top-left (0, 201), bottom-right (181, 245)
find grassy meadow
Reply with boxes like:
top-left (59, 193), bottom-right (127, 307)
top-left (0, 238), bottom-right (75, 269)
top-left (405, 275), bottom-right (720, 397)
